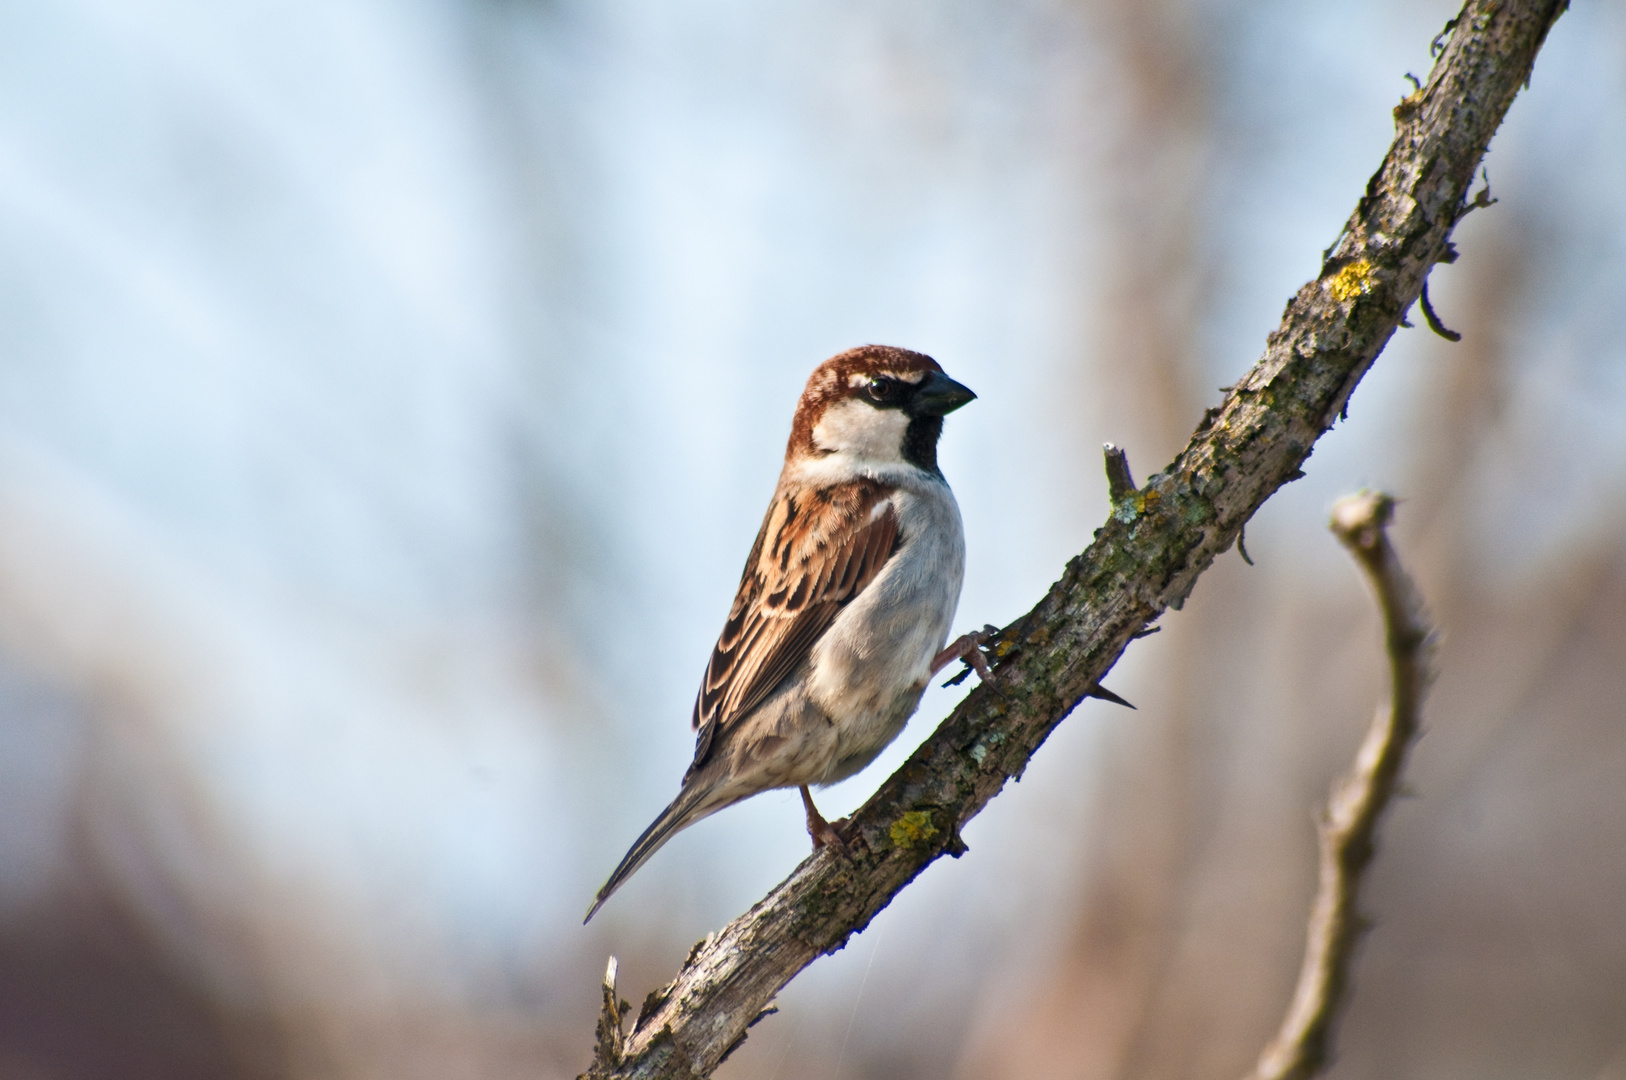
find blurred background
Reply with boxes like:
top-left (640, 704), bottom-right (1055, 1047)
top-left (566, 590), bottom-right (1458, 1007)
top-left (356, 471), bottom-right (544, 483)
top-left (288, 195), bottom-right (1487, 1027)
top-left (1, 1), bottom-right (1624, 1078)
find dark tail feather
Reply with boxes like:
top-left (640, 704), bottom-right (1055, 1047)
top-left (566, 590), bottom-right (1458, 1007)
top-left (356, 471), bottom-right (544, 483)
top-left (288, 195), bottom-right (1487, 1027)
top-left (584, 783), bottom-right (721, 924)
top-left (1088, 683), bottom-right (1136, 709)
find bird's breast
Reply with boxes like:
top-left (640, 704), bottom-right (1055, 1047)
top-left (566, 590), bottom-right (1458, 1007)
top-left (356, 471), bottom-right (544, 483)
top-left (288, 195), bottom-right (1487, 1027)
top-left (805, 481), bottom-right (965, 766)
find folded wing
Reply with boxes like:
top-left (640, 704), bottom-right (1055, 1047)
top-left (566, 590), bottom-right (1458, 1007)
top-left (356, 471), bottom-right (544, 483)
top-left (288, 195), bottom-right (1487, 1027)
top-left (688, 479), bottom-right (900, 775)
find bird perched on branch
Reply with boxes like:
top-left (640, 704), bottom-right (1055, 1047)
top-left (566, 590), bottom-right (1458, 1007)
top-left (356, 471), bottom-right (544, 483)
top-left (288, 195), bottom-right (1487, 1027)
top-left (585, 345), bottom-right (988, 922)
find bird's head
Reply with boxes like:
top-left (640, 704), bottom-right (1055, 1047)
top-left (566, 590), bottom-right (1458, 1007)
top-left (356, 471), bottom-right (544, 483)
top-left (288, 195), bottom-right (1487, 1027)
top-left (786, 345), bottom-right (975, 476)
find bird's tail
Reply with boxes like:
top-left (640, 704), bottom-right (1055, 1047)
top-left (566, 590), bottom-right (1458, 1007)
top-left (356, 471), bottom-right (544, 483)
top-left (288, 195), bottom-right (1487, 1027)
top-left (583, 780), bottom-right (730, 924)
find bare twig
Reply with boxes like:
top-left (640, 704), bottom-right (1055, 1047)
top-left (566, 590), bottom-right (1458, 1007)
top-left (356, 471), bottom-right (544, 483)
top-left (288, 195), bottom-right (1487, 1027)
top-left (1246, 492), bottom-right (1437, 1080)
top-left (1419, 278), bottom-right (1464, 341)
top-left (592, 957), bottom-right (629, 1073)
top-left (1104, 442), bottom-right (1139, 503)
top-left (581, 2), bottom-right (1563, 1076)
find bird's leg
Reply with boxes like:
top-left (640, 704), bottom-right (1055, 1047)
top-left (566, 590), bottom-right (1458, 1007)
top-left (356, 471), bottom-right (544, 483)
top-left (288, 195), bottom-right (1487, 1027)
top-left (932, 625), bottom-right (995, 681)
top-left (800, 785), bottom-right (848, 853)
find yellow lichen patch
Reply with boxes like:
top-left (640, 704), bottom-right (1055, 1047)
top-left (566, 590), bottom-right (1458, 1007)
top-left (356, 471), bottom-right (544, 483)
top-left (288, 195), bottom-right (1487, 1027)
top-left (890, 811), bottom-right (937, 849)
top-left (1328, 259), bottom-right (1376, 303)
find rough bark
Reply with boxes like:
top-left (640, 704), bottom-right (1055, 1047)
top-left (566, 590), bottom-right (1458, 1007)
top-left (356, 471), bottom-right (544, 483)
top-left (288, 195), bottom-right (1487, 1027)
top-left (582, 1), bottom-right (1568, 1075)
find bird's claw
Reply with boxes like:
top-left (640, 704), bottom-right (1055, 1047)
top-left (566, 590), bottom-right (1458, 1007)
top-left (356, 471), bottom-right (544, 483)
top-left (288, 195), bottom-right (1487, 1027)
top-left (800, 785), bottom-right (852, 856)
top-left (811, 816), bottom-right (852, 855)
top-left (935, 624), bottom-right (1008, 695)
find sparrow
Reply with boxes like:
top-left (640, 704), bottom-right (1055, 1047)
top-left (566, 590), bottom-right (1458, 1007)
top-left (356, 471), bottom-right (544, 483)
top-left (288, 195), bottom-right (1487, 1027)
top-left (585, 345), bottom-right (985, 923)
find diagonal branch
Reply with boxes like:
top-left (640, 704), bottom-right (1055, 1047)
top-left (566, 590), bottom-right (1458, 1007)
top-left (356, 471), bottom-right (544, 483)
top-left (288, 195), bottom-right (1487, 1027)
top-left (582, 2), bottom-right (1567, 1076)
top-left (1246, 493), bottom-right (1437, 1080)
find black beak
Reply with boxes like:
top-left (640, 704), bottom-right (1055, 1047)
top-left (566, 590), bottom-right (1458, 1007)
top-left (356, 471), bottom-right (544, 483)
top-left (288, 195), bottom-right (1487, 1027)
top-left (911, 371), bottom-right (977, 416)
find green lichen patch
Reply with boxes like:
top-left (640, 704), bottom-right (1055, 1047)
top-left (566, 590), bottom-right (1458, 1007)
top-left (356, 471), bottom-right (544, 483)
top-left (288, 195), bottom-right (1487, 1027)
top-left (1112, 485), bottom-right (1166, 524)
top-left (969, 729), bottom-right (1007, 766)
top-left (1181, 497), bottom-right (1215, 525)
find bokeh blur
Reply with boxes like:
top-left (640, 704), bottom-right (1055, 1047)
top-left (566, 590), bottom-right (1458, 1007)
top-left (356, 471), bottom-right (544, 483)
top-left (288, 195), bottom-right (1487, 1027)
top-left (2, 1), bottom-right (1624, 1078)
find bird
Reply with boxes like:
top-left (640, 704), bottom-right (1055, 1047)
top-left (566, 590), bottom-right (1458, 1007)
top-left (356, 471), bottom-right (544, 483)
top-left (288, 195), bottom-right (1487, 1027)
top-left (584, 345), bottom-right (985, 923)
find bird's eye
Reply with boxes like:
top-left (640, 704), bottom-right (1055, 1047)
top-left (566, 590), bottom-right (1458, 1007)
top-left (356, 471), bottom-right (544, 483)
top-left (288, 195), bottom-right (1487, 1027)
top-left (866, 378), bottom-right (902, 404)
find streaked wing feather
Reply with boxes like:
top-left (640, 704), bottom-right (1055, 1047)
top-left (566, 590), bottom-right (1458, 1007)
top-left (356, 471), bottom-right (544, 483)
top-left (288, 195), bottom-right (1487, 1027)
top-left (688, 481), bottom-right (899, 773)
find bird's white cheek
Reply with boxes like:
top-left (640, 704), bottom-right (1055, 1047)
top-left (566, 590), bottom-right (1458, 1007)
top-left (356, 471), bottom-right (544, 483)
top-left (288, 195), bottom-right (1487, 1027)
top-left (811, 399), bottom-right (909, 462)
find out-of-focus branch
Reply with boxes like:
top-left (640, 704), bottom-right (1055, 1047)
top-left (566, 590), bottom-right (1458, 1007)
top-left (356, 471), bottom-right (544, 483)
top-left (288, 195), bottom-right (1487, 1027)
top-left (581, 2), bottom-right (1564, 1076)
top-left (1247, 492), bottom-right (1436, 1080)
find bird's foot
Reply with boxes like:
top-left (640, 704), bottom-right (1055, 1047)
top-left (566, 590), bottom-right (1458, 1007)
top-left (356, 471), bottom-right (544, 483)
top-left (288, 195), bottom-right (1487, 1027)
top-left (812, 816), bottom-right (852, 853)
top-left (934, 624), bottom-right (1003, 689)
top-left (800, 785), bottom-right (850, 854)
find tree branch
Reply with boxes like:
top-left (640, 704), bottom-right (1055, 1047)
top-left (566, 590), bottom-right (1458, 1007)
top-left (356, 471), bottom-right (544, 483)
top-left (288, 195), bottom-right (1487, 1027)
top-left (582, 2), bottom-right (1566, 1075)
top-left (1246, 493), bottom-right (1436, 1080)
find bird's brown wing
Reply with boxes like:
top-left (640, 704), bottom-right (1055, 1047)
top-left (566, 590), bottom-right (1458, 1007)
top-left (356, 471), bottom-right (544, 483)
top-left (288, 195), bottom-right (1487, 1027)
top-left (688, 478), bottom-right (900, 774)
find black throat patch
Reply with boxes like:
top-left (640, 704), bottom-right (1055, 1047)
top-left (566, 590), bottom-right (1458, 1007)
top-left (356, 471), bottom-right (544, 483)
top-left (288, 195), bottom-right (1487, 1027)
top-left (901, 414), bottom-right (944, 476)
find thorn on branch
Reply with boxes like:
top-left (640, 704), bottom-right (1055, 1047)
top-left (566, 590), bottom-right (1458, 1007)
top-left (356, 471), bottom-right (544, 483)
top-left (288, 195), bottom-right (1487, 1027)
top-left (1103, 443), bottom-right (1137, 503)
top-left (1419, 279), bottom-right (1462, 342)
top-left (1245, 491), bottom-right (1436, 1080)
top-left (1456, 168), bottom-right (1498, 222)
top-left (1238, 523), bottom-right (1255, 566)
top-left (1086, 683), bottom-right (1136, 710)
